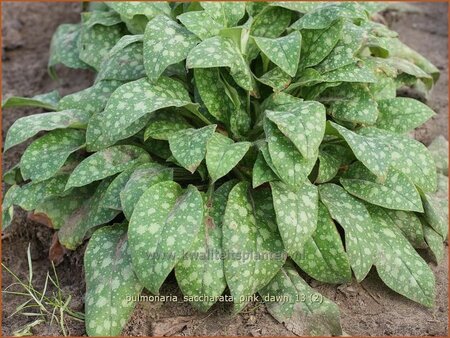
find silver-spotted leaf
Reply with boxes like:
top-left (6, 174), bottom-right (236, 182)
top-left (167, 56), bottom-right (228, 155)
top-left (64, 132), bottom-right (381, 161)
top-left (120, 163), bottom-right (173, 220)
top-left (368, 205), bottom-right (435, 307)
top-left (128, 182), bottom-right (203, 294)
top-left (252, 152), bottom-right (278, 188)
top-left (265, 119), bottom-right (317, 189)
top-left (2, 185), bottom-right (20, 230)
top-left (266, 100), bottom-right (326, 159)
top-left (257, 67), bottom-right (292, 91)
top-left (421, 192), bottom-right (448, 239)
top-left (85, 223), bottom-right (143, 336)
top-left (143, 110), bottom-right (191, 141)
top-left (175, 180), bottom-right (236, 311)
top-left (20, 129), bottom-right (85, 182)
top-left (376, 97), bottom-right (435, 133)
top-left (4, 109), bottom-right (90, 151)
top-left (292, 203), bottom-right (352, 284)
top-left (223, 182), bottom-right (285, 312)
top-left (168, 125), bottom-right (217, 173)
top-left (260, 262), bottom-right (342, 336)
top-left (177, 10), bottom-right (222, 40)
top-left (254, 31), bottom-right (302, 77)
top-left (382, 209), bottom-right (427, 249)
top-left (315, 150), bottom-right (341, 184)
top-left (200, 1), bottom-right (246, 27)
top-left (186, 36), bottom-right (254, 91)
top-left (319, 183), bottom-right (376, 281)
top-left (206, 133), bottom-right (251, 182)
top-left (341, 162), bottom-right (423, 212)
top-left (65, 145), bottom-right (150, 190)
top-left (271, 181), bottom-right (318, 255)
top-left (144, 15), bottom-right (200, 82)
top-left (423, 225), bottom-right (444, 263)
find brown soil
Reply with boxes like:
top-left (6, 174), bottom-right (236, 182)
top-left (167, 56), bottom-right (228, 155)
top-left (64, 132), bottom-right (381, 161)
top-left (1, 2), bottom-right (448, 336)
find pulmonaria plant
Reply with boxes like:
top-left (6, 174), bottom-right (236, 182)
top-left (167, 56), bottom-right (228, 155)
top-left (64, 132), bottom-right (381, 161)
top-left (2, 1), bottom-right (448, 336)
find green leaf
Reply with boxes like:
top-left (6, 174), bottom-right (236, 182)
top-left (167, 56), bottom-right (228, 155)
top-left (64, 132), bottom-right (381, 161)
top-left (341, 162), bottom-right (423, 212)
top-left (194, 68), bottom-right (234, 124)
top-left (14, 175), bottom-right (69, 211)
top-left (48, 23), bottom-right (89, 77)
top-left (223, 182), bottom-right (285, 312)
top-left (3, 164), bottom-right (23, 186)
top-left (144, 15), bottom-right (200, 82)
top-left (325, 83), bottom-right (379, 125)
top-left (201, 1), bottom-right (246, 27)
top-left (85, 223), bottom-right (143, 336)
top-left (187, 36), bottom-right (254, 91)
top-left (4, 109), bottom-right (90, 151)
top-left (423, 225), bottom-right (444, 263)
top-left (57, 80), bottom-right (123, 114)
top-left (292, 2), bottom-right (367, 30)
top-left (65, 145), bottom-right (150, 190)
top-left (128, 182), bottom-right (203, 294)
top-left (252, 152), bottom-right (278, 188)
top-left (421, 192), bottom-right (448, 239)
top-left (271, 181), bottom-right (318, 256)
top-left (329, 122), bottom-right (391, 178)
top-left (78, 12), bottom-right (126, 70)
top-left (250, 6), bottom-right (291, 38)
top-left (256, 67), bottom-right (292, 91)
top-left (266, 100), bottom-right (326, 158)
top-left (300, 20), bottom-right (343, 68)
top-left (177, 10), bottom-right (222, 40)
top-left (2, 185), bottom-right (20, 230)
top-left (315, 149), bottom-right (341, 184)
top-left (34, 187), bottom-right (92, 230)
top-left (254, 31), bottom-right (302, 77)
top-left (206, 133), bottom-right (251, 182)
top-left (120, 163), bottom-right (173, 220)
top-left (368, 205), bottom-right (435, 307)
top-left (260, 262), bottom-right (342, 336)
top-left (2, 90), bottom-right (60, 110)
top-left (175, 180), bottom-right (235, 311)
top-left (292, 203), bottom-right (352, 284)
top-left (20, 129), bottom-right (85, 182)
top-left (359, 128), bottom-right (437, 192)
top-left (96, 35), bottom-right (145, 82)
top-left (90, 77), bottom-right (194, 149)
top-left (168, 125), bottom-right (217, 173)
top-left (265, 119), bottom-right (317, 189)
top-left (428, 136), bottom-right (448, 175)
top-left (376, 97), bottom-right (435, 133)
top-left (143, 111), bottom-right (191, 141)
top-left (320, 62), bottom-right (377, 83)
top-left (58, 178), bottom-right (120, 250)
top-left (381, 209), bottom-right (427, 249)
top-left (319, 183), bottom-right (376, 281)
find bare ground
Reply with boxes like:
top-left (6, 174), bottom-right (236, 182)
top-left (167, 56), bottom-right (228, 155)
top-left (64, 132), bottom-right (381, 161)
top-left (1, 2), bottom-right (448, 336)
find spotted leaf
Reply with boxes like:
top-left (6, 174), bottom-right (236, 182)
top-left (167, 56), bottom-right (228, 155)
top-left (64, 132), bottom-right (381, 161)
top-left (428, 136), bottom-right (448, 175)
top-left (315, 150), bottom-right (341, 184)
top-left (382, 209), bottom-right (427, 249)
top-left (271, 181), bottom-right (318, 256)
top-left (423, 225), bottom-right (444, 263)
top-left (266, 100), bottom-right (326, 159)
top-left (341, 162), bottom-right (423, 212)
top-left (265, 119), bottom-right (317, 189)
top-left (20, 129), bottom-right (85, 182)
top-left (177, 10), bottom-right (222, 40)
top-left (421, 192), bottom-right (448, 239)
top-left (2, 185), bottom-right (20, 230)
top-left (368, 205), bottom-right (435, 307)
top-left (128, 182), bottom-right (204, 294)
top-left (257, 67), bottom-right (292, 91)
top-left (48, 23), bottom-right (89, 77)
top-left (175, 180), bottom-right (236, 311)
top-left (319, 183), bottom-right (376, 281)
top-left (85, 223), bottom-right (143, 336)
top-left (260, 262), bottom-right (342, 336)
top-left (252, 152), bottom-right (278, 188)
top-left (223, 182), bottom-right (285, 312)
top-left (206, 133), bottom-right (251, 182)
top-left (2, 90), bottom-right (60, 110)
top-left (58, 178), bottom-right (120, 250)
top-left (200, 1), bottom-right (246, 27)
top-left (292, 203), bottom-right (352, 284)
top-left (65, 145), bottom-right (150, 190)
top-left (376, 97), bottom-right (435, 133)
top-left (254, 31), bottom-right (302, 77)
top-left (120, 163), bottom-right (173, 220)
top-left (144, 15), bottom-right (199, 82)
top-left (143, 111), bottom-right (191, 141)
top-left (168, 125), bottom-right (217, 173)
top-left (186, 36), bottom-right (254, 91)
top-left (4, 109), bottom-right (90, 151)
